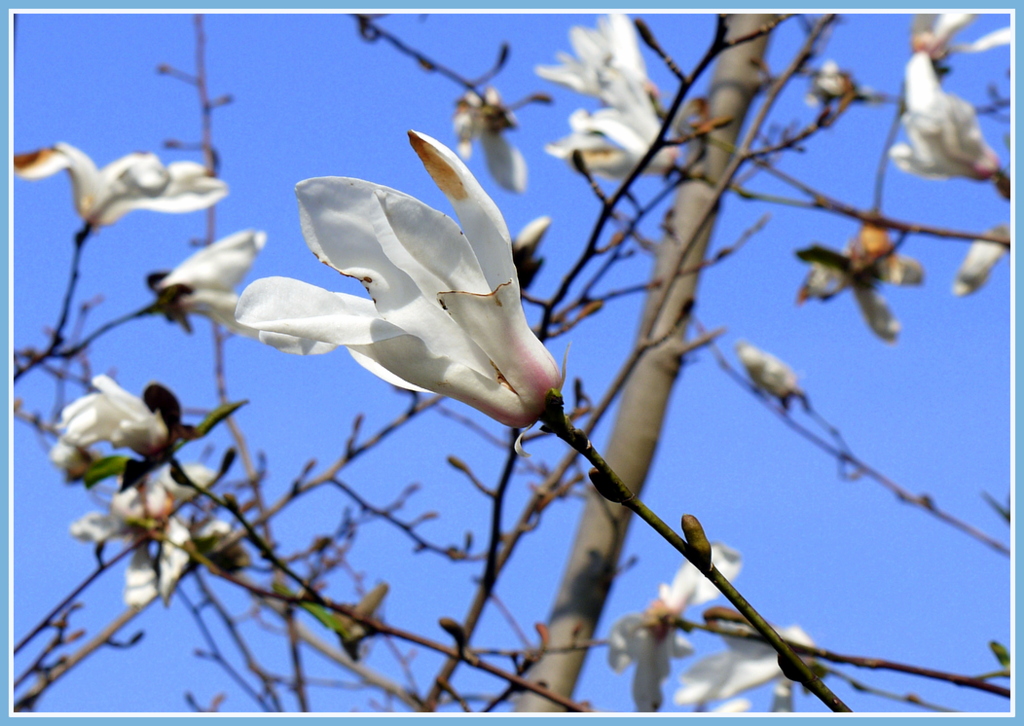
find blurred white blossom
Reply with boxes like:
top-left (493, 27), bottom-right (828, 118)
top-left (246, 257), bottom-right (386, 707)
top-left (13, 142), bottom-right (227, 227)
top-left (953, 224), bottom-right (1010, 296)
top-left (674, 622), bottom-right (813, 710)
top-left (154, 229), bottom-right (266, 336)
top-left (608, 543), bottom-right (741, 711)
top-left (540, 14), bottom-right (675, 179)
top-left (797, 225), bottom-right (922, 344)
top-left (805, 60), bottom-right (850, 106)
top-left (453, 87), bottom-right (527, 194)
top-left (535, 13), bottom-right (650, 103)
top-left (734, 340), bottom-right (804, 405)
top-left (237, 131), bottom-right (563, 428)
top-left (56, 375), bottom-right (169, 457)
top-left (69, 463), bottom-right (220, 607)
top-left (889, 52), bottom-right (1000, 180)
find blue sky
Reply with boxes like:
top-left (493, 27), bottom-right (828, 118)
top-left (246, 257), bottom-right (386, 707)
top-left (9, 9), bottom-right (1013, 716)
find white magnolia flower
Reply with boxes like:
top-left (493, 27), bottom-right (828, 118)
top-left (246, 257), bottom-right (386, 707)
top-left (952, 224), bottom-right (1010, 296)
top-left (674, 622), bottom-right (813, 709)
top-left (805, 60), bottom-right (850, 106)
top-left (889, 52), bottom-right (1001, 180)
top-left (453, 87), bottom-right (527, 194)
top-left (798, 225), bottom-right (923, 345)
top-left (237, 131), bottom-right (563, 428)
top-left (70, 463), bottom-right (218, 607)
top-left (56, 375), bottom-right (169, 457)
top-left (14, 142), bottom-right (228, 227)
top-left (540, 15), bottom-right (674, 180)
top-left (607, 543), bottom-right (742, 712)
top-left (155, 229), bottom-right (267, 336)
top-left (911, 14), bottom-right (1011, 58)
top-left (535, 13), bottom-right (650, 103)
top-left (545, 105), bottom-right (676, 180)
top-left (734, 341), bottom-right (803, 403)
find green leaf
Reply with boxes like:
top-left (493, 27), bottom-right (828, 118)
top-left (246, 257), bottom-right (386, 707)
top-left (795, 245), bottom-right (850, 272)
top-left (194, 400), bottom-right (248, 438)
top-left (83, 455), bottom-right (132, 489)
top-left (271, 583), bottom-right (352, 639)
top-left (990, 641), bottom-right (1010, 668)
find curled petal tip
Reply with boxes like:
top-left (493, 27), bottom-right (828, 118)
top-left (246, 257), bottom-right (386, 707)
top-left (409, 130), bottom-right (468, 200)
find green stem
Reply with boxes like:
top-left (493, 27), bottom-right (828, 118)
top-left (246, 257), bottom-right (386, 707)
top-left (538, 390), bottom-right (852, 713)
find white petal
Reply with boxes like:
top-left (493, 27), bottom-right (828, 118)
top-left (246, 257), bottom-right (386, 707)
top-left (714, 698), bottom-right (752, 713)
top-left (663, 542), bottom-right (741, 610)
top-left (159, 518), bottom-right (192, 605)
top-left (674, 635), bottom-right (781, 704)
top-left (91, 156), bottom-right (228, 225)
top-left (438, 281), bottom-right (562, 426)
top-left (933, 13), bottom-right (975, 45)
top-left (346, 348), bottom-right (430, 393)
top-left (58, 375), bottom-right (168, 455)
top-left (14, 145), bottom-right (73, 180)
top-left (407, 131), bottom-right (518, 291)
top-left (734, 341), bottom-right (801, 399)
top-left (184, 289), bottom-right (259, 337)
top-left (770, 679), bottom-right (794, 712)
top-left (70, 512), bottom-right (123, 543)
top-left (124, 546), bottom-right (159, 608)
top-left (953, 229), bottom-right (1009, 296)
top-left (513, 216), bottom-right (552, 252)
top-left (258, 331), bottom-right (339, 355)
top-left (346, 331), bottom-right (530, 426)
top-left (52, 143), bottom-right (104, 220)
top-left (160, 229), bottom-right (266, 292)
top-left (951, 26), bottom-right (1011, 53)
top-left (631, 636), bottom-right (670, 711)
top-left (480, 131), bottom-right (527, 193)
top-left (608, 613), bottom-right (643, 673)
top-left (153, 462), bottom-right (217, 502)
top-left (853, 286), bottom-right (900, 343)
top-left (236, 276), bottom-right (406, 349)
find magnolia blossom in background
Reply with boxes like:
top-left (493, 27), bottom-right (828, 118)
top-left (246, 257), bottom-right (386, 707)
top-left (13, 142), bottom-right (228, 228)
top-left (953, 224), bottom-right (1010, 296)
top-left (540, 14), bottom-right (675, 180)
top-left (453, 87), bottom-right (527, 194)
top-left (674, 622), bottom-right (813, 711)
top-left (797, 225), bottom-right (923, 345)
top-left (804, 60), bottom-right (875, 107)
top-left (69, 463), bottom-right (220, 607)
top-left (153, 229), bottom-right (267, 336)
top-left (535, 13), bottom-right (650, 103)
top-left (544, 104), bottom-right (677, 179)
top-left (56, 375), bottom-right (169, 457)
top-left (911, 13), bottom-right (1011, 59)
top-left (237, 131), bottom-right (563, 429)
top-left (607, 543), bottom-right (741, 711)
top-left (889, 52), bottom-right (1000, 181)
top-left (804, 60), bottom-right (850, 107)
top-left (734, 340), bottom-right (804, 406)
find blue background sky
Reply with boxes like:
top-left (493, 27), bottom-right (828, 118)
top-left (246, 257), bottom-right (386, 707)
top-left (10, 9), bottom-right (1013, 716)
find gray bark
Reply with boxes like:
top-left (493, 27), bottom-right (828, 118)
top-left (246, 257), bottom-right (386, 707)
top-left (515, 14), bottom-right (774, 712)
